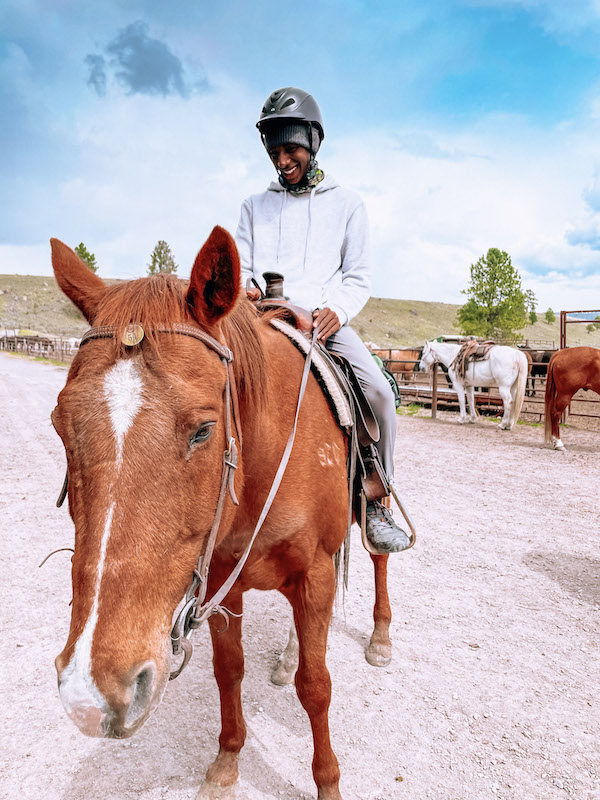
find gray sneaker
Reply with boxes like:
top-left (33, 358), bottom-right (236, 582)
top-left (365, 500), bottom-right (412, 553)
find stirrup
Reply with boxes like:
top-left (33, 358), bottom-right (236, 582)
top-left (360, 488), bottom-right (417, 555)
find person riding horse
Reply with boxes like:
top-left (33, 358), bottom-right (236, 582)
top-left (235, 87), bottom-right (410, 553)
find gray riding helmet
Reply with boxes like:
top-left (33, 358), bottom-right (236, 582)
top-left (257, 87), bottom-right (324, 154)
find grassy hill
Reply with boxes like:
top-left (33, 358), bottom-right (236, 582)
top-left (350, 297), bottom-right (599, 348)
top-left (2, 273), bottom-right (600, 348)
top-left (0, 274), bottom-right (89, 337)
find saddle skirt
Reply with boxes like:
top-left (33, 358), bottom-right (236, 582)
top-left (270, 317), bottom-right (390, 513)
top-left (451, 340), bottom-right (495, 380)
top-left (270, 318), bottom-right (353, 427)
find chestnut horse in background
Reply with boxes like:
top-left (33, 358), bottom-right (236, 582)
top-left (373, 347), bottom-right (428, 387)
top-left (544, 346), bottom-right (600, 450)
top-left (50, 228), bottom-right (394, 800)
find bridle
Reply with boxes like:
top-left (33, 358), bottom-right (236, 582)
top-left (57, 321), bottom-right (318, 680)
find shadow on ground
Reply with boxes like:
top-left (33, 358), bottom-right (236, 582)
top-left (525, 551), bottom-right (600, 607)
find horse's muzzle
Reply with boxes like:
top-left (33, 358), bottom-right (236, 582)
top-left (56, 656), bottom-right (165, 739)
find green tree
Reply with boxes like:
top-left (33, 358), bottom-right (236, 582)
top-left (74, 242), bottom-right (98, 273)
top-left (593, 315), bottom-right (600, 331)
top-left (525, 289), bottom-right (537, 325)
top-left (456, 248), bottom-right (527, 341)
top-left (544, 308), bottom-right (555, 324)
top-left (147, 240), bottom-right (178, 275)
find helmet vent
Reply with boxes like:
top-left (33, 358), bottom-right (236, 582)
top-left (281, 98), bottom-right (295, 109)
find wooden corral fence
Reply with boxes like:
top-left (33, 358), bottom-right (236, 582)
top-left (0, 330), bottom-right (79, 363)
top-left (372, 339), bottom-right (600, 431)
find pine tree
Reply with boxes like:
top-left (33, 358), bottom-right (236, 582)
top-left (456, 248), bottom-right (528, 342)
top-left (525, 289), bottom-right (537, 325)
top-left (74, 242), bottom-right (98, 273)
top-left (147, 241), bottom-right (178, 275)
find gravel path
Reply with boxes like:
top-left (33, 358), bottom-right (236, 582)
top-left (1, 351), bottom-right (599, 800)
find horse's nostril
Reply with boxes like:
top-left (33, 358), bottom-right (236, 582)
top-left (125, 662), bottom-right (156, 728)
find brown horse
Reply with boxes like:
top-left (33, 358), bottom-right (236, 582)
top-left (544, 346), bottom-right (600, 450)
top-left (50, 228), bottom-right (394, 800)
top-left (374, 348), bottom-right (422, 381)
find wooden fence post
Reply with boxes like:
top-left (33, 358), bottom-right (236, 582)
top-left (431, 364), bottom-right (438, 419)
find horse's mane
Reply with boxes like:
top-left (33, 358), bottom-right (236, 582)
top-left (93, 274), bottom-right (266, 409)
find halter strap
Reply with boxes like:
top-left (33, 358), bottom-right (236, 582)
top-left (79, 322), bottom-right (233, 362)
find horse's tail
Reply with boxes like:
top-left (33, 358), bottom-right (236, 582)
top-left (511, 353), bottom-right (528, 426)
top-left (544, 358), bottom-right (557, 443)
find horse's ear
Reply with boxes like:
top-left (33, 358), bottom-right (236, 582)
top-left (50, 239), bottom-right (107, 323)
top-left (186, 226), bottom-right (241, 327)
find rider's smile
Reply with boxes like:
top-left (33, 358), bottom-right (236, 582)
top-left (268, 144), bottom-right (310, 185)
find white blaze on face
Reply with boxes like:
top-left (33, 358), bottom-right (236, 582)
top-left (103, 359), bottom-right (144, 467)
top-left (60, 360), bottom-right (144, 717)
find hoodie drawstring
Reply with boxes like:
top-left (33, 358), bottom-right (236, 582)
top-left (303, 186), bottom-right (316, 273)
top-left (277, 191), bottom-right (287, 267)
top-left (277, 185), bottom-right (316, 273)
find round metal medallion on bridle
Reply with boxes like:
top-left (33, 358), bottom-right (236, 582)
top-left (122, 324), bottom-right (145, 346)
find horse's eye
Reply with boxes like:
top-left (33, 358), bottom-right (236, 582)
top-left (189, 422), bottom-right (215, 447)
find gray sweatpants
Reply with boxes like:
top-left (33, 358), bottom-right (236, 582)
top-left (325, 325), bottom-right (397, 482)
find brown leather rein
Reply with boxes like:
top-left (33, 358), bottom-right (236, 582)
top-left (56, 321), bottom-right (318, 680)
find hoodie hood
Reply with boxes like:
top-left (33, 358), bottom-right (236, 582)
top-left (267, 173), bottom-right (340, 194)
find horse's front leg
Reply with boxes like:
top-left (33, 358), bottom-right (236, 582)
top-left (454, 381), bottom-right (468, 423)
top-left (465, 384), bottom-right (478, 422)
top-left (365, 553), bottom-right (392, 667)
top-left (497, 384), bottom-right (513, 429)
top-left (197, 589), bottom-right (245, 798)
top-left (287, 552), bottom-right (342, 800)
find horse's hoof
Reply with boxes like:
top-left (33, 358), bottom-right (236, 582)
top-left (553, 442), bottom-right (565, 451)
top-left (270, 660), bottom-right (297, 685)
top-left (317, 788), bottom-right (343, 800)
top-left (196, 781), bottom-right (237, 800)
top-left (365, 641), bottom-right (392, 667)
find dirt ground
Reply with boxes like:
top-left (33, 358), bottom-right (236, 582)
top-left (1, 351), bottom-right (599, 800)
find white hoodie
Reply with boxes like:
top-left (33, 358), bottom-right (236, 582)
top-left (235, 174), bottom-right (370, 326)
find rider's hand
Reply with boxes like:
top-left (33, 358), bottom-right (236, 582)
top-left (246, 287), bottom-right (262, 302)
top-left (313, 307), bottom-right (340, 342)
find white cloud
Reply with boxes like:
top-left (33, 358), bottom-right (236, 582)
top-left (3, 73), bottom-right (600, 320)
top-left (1, 73), bottom-right (268, 278)
top-left (325, 110), bottom-right (600, 311)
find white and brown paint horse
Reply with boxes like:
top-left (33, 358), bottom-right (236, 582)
top-left (50, 229), bottom-right (395, 800)
top-left (419, 339), bottom-right (528, 429)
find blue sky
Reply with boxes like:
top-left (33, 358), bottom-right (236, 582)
top-left (3, 0), bottom-right (600, 312)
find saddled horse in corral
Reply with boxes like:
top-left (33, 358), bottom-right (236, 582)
top-left (49, 229), bottom-right (396, 800)
top-left (419, 340), bottom-right (528, 429)
top-left (544, 346), bottom-right (600, 450)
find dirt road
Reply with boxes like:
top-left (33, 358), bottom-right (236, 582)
top-left (1, 351), bottom-right (599, 800)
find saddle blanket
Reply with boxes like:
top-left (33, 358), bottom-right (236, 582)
top-left (270, 318), bottom-right (353, 428)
